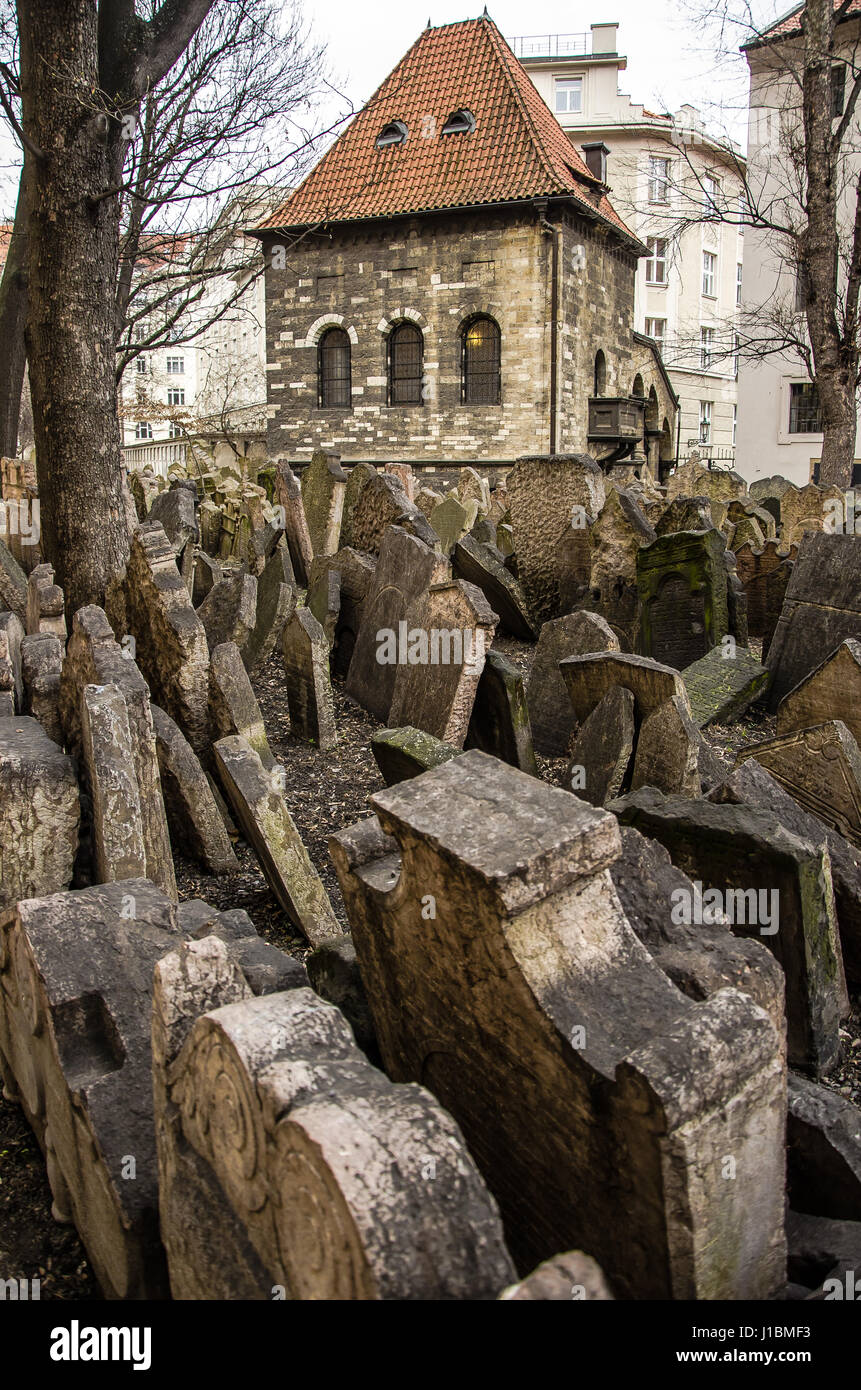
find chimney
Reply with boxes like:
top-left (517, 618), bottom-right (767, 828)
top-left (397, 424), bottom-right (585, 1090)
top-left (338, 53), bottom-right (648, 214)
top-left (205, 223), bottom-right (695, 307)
top-left (581, 142), bottom-right (610, 184)
top-left (590, 22), bottom-right (619, 55)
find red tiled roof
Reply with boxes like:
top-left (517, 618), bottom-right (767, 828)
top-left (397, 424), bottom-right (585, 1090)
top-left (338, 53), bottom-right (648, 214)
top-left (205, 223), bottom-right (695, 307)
top-left (743, 0), bottom-right (861, 48)
top-left (258, 17), bottom-right (636, 243)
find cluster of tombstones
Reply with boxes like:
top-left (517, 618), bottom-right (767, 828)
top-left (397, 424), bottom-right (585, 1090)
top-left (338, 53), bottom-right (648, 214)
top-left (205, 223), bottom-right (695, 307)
top-left (0, 446), bottom-right (860, 1300)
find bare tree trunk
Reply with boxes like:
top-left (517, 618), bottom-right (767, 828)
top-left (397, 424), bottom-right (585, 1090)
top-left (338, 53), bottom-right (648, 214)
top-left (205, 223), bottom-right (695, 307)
top-left (18, 0), bottom-right (131, 614)
top-left (0, 162), bottom-right (30, 458)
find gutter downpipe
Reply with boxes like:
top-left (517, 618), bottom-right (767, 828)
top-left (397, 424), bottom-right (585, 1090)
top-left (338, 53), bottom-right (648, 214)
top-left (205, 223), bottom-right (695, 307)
top-left (535, 199), bottom-right (560, 454)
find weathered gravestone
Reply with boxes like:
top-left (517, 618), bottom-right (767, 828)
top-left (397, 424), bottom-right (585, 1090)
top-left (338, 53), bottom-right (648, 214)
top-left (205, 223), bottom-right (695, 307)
top-left (122, 524), bottom-right (210, 757)
top-left (587, 487), bottom-right (656, 650)
top-left (682, 644), bottom-right (769, 727)
top-left (197, 568), bottom-right (258, 657)
top-left (339, 461), bottom-right (377, 550)
top-left (612, 788), bottom-right (848, 1076)
top-left (20, 632), bottom-right (63, 744)
top-left (147, 485), bottom-right (199, 558)
top-left (25, 562), bottom-right (66, 641)
top-left (214, 735), bottom-right (341, 945)
top-left (0, 609), bottom-right (23, 714)
top-left (281, 607), bottom-right (337, 750)
top-left (780, 481), bottom-right (844, 548)
top-left (243, 542), bottom-right (295, 675)
top-left (655, 495), bottom-right (713, 537)
top-left (151, 703), bottom-right (238, 876)
top-left (453, 534), bottom-right (534, 640)
top-left (59, 604), bottom-right (176, 896)
top-left (559, 649), bottom-right (689, 725)
top-left (527, 610), bottom-right (620, 757)
top-left (330, 749), bottom-right (786, 1298)
top-left (786, 1074), bottom-right (861, 1222)
top-left (777, 638), bottom-right (861, 746)
top-left (766, 533), bottom-right (861, 708)
top-left (210, 640), bottom-right (273, 767)
top-left (465, 649), bottom-right (538, 776)
top-left (346, 527), bottom-right (449, 723)
top-left (273, 462), bottom-right (313, 585)
top-left (0, 717), bottom-right (79, 910)
top-left (567, 684), bottom-right (636, 805)
top-left (630, 693), bottom-right (701, 797)
top-left (301, 449), bottom-right (346, 557)
top-left (371, 726), bottom-right (459, 786)
top-left (387, 580), bottom-right (497, 748)
top-left (0, 536), bottom-right (28, 624)
top-left (153, 946), bottom-right (516, 1300)
top-left (708, 759), bottom-right (861, 991)
top-left (307, 566), bottom-right (341, 649)
top-left (507, 453), bottom-right (605, 626)
top-left (430, 493), bottom-right (475, 553)
top-left (726, 541), bottom-right (794, 659)
top-left (309, 547), bottom-right (375, 680)
top-left (80, 682), bottom-right (147, 883)
top-left (637, 528), bottom-right (729, 669)
top-left (736, 719), bottom-right (861, 849)
top-left (349, 472), bottom-right (437, 557)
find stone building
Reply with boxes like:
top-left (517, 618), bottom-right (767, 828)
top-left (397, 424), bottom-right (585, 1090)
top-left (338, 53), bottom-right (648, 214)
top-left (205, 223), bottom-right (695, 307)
top-left (255, 16), bottom-right (677, 476)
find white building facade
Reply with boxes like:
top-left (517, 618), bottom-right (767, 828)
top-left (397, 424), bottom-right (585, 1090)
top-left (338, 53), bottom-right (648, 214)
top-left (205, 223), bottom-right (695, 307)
top-left (512, 23), bottom-right (744, 461)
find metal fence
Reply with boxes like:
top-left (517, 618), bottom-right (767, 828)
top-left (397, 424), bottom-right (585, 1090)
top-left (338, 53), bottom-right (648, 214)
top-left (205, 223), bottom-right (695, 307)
top-left (508, 33), bottom-right (590, 59)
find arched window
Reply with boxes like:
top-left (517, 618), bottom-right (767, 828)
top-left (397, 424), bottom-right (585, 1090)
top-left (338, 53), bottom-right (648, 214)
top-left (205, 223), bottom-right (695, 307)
top-left (318, 327), bottom-right (351, 408)
top-left (594, 350), bottom-right (606, 395)
top-left (632, 373), bottom-right (645, 398)
top-left (388, 322), bottom-right (423, 406)
top-left (462, 316), bottom-right (501, 404)
top-left (376, 120), bottom-right (408, 148)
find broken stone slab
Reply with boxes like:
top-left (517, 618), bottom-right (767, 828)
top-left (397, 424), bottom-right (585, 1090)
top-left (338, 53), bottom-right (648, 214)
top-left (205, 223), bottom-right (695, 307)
top-left (787, 1074), bottom-right (861, 1223)
top-left (25, 562), bottom-right (66, 641)
top-left (630, 694), bottom-right (702, 797)
top-left (371, 726), bottom-right (459, 786)
top-left (567, 684), bottom-right (635, 805)
top-left (192, 551), bottom-right (222, 608)
top-left (281, 606), bottom-right (337, 751)
top-left (387, 580), bottom-right (497, 748)
top-left (151, 703), bottom-right (238, 876)
top-left (766, 532), bottom-right (861, 708)
top-left (349, 472), bottom-right (438, 557)
top-left (611, 787), bottom-right (848, 1076)
top-left (682, 643), bottom-right (770, 727)
top-left (173, 899), bottom-right (309, 996)
top-left (152, 957), bottom-right (516, 1299)
top-left (637, 528), bottom-right (730, 669)
top-left (708, 759), bottom-right (861, 990)
top-left (507, 453), bottom-right (606, 626)
top-left (654, 495), bottom-right (714, 536)
top-left (736, 719), bottom-right (861, 850)
top-left (196, 568), bottom-right (258, 657)
top-left (453, 534), bottom-right (535, 640)
top-left (242, 543), bottom-right (295, 675)
top-left (610, 824), bottom-right (785, 1036)
top-left (527, 610), bottom-right (620, 757)
top-left (0, 536), bottom-right (27, 625)
top-left (210, 641), bottom-right (273, 767)
top-left (786, 1210), bottom-right (861, 1296)
top-left (301, 449), bottom-right (346, 557)
top-left (0, 717), bottom-right (79, 910)
top-left (339, 461), bottom-right (377, 550)
top-left (777, 638), bottom-right (861, 746)
top-left (465, 649), bottom-right (538, 776)
top-left (345, 526), bottom-right (449, 723)
top-left (20, 632), bottom-right (63, 744)
top-left (306, 566), bottom-right (340, 649)
top-left (499, 1252), bottom-right (614, 1301)
top-left (214, 735), bottom-right (342, 945)
top-left (147, 485), bottom-right (199, 557)
top-left (122, 524), bottom-right (210, 757)
top-left (273, 462), bottom-right (313, 585)
top-left (330, 748), bottom-right (787, 1298)
top-left (59, 604), bottom-right (176, 897)
top-left (560, 649), bottom-right (690, 726)
top-left (309, 547), bottom-right (375, 681)
top-left (81, 682), bottom-right (147, 884)
top-left (305, 933), bottom-right (378, 1062)
top-left (0, 609), bottom-right (24, 714)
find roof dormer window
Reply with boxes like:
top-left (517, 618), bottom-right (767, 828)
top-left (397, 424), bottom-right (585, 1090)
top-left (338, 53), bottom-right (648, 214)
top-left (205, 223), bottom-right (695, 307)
top-left (441, 109), bottom-right (475, 135)
top-left (376, 120), bottom-right (408, 148)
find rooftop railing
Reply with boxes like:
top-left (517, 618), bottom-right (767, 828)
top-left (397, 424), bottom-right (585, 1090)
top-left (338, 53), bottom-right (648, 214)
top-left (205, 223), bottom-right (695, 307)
top-left (508, 33), bottom-right (590, 59)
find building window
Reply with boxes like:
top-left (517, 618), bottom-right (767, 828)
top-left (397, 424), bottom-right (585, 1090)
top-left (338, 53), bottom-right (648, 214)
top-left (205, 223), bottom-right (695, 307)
top-left (593, 349), bottom-right (607, 395)
top-left (442, 109), bottom-right (475, 135)
top-left (388, 321), bottom-right (423, 406)
top-left (702, 251), bottom-right (717, 297)
top-left (167, 387), bottom-right (185, 406)
top-left (732, 404), bottom-right (737, 447)
top-left (169, 422), bottom-right (183, 439)
top-left (738, 194), bottom-right (746, 234)
top-left (734, 332), bottom-right (740, 379)
top-left (318, 326), bottom-right (352, 408)
top-left (462, 316), bottom-right (501, 404)
top-left (376, 120), bottom-right (408, 148)
top-left (700, 327), bottom-right (715, 370)
top-left (644, 317), bottom-right (667, 349)
top-left (134, 421), bottom-right (153, 440)
top-left (703, 173), bottom-right (720, 212)
top-left (833, 64), bottom-right (846, 118)
top-left (554, 78), bottom-right (583, 114)
top-left (135, 356), bottom-right (147, 374)
top-left (166, 357), bottom-right (184, 375)
top-left (788, 381), bottom-right (822, 433)
top-left (736, 262), bottom-right (743, 305)
top-left (648, 157), bottom-right (670, 203)
top-left (699, 401), bottom-right (712, 444)
top-left (645, 237), bottom-right (668, 284)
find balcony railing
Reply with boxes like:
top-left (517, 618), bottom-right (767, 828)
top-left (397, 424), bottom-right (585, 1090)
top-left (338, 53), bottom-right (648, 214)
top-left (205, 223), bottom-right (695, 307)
top-left (508, 33), bottom-right (590, 59)
top-left (123, 439), bottom-right (187, 477)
